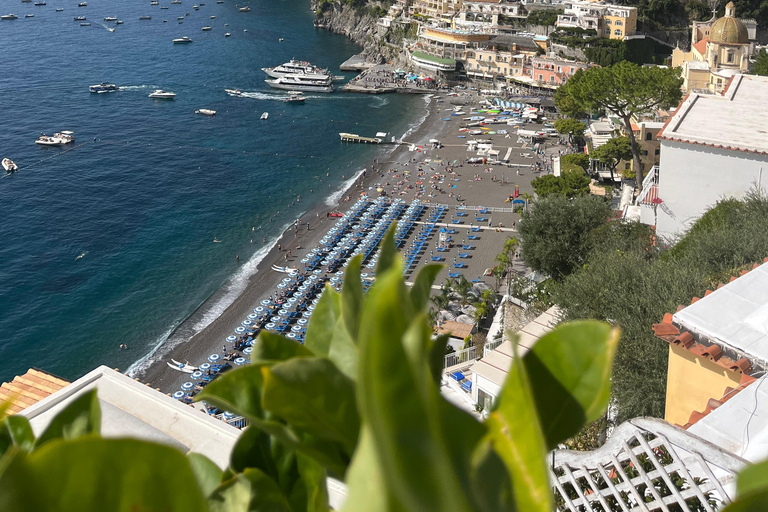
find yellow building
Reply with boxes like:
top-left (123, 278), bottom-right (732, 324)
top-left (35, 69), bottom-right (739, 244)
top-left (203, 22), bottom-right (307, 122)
top-left (409, 0), bottom-right (463, 18)
top-left (603, 5), bottom-right (637, 39)
top-left (671, 2), bottom-right (754, 93)
top-left (556, 1), bottom-right (637, 40)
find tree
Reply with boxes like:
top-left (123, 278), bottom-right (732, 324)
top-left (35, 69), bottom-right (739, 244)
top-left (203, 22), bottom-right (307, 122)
top-left (590, 136), bottom-right (632, 184)
top-left (553, 118), bottom-right (586, 140)
top-left (531, 167), bottom-right (591, 198)
top-left (753, 49), bottom-right (768, 76)
top-left (556, 62), bottom-right (683, 192)
top-left (519, 194), bottom-right (612, 279)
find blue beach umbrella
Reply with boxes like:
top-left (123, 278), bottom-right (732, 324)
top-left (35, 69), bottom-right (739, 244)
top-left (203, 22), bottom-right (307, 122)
top-left (208, 354), bottom-right (220, 362)
top-left (297, 318), bottom-right (308, 325)
top-left (278, 309), bottom-right (289, 316)
top-left (291, 325), bottom-right (303, 333)
top-left (288, 297), bottom-right (298, 304)
top-left (286, 333), bottom-right (297, 340)
top-left (265, 323), bottom-right (277, 331)
top-left (282, 277), bottom-right (292, 283)
top-left (270, 316), bottom-right (282, 322)
top-left (234, 357), bottom-right (246, 365)
top-left (181, 382), bottom-right (194, 391)
top-left (247, 313), bottom-right (259, 321)
top-left (223, 411), bottom-right (236, 419)
top-left (199, 363), bottom-right (211, 371)
top-left (226, 335), bottom-right (237, 343)
top-left (235, 327), bottom-right (246, 334)
top-left (172, 391), bottom-right (186, 399)
top-left (307, 305), bottom-right (315, 311)
top-left (260, 299), bottom-right (271, 306)
top-left (277, 283), bottom-right (287, 289)
top-left (242, 320), bottom-right (254, 327)
top-left (254, 306), bottom-right (265, 313)
top-left (191, 371), bottom-right (204, 379)
top-left (243, 347), bottom-right (253, 354)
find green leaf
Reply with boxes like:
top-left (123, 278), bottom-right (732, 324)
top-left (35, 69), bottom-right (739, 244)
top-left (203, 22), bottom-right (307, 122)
top-left (523, 321), bottom-right (619, 449)
top-left (0, 416), bottom-right (35, 455)
top-left (0, 438), bottom-right (208, 512)
top-left (230, 427), bottom-right (279, 478)
top-left (295, 453), bottom-right (330, 512)
top-left (340, 426), bottom-right (397, 512)
top-left (375, 224), bottom-right (398, 276)
top-left (188, 452), bottom-right (224, 498)
top-left (409, 263), bottom-right (443, 312)
top-left (328, 314), bottom-right (358, 381)
top-left (737, 459), bottom-right (768, 496)
top-left (341, 253), bottom-right (364, 339)
top-left (262, 358), bottom-right (359, 455)
top-left (35, 389), bottom-right (100, 447)
top-left (303, 286), bottom-right (341, 357)
top-left (253, 331), bottom-right (316, 362)
top-left (209, 468), bottom-right (292, 512)
top-left (485, 342), bottom-right (552, 512)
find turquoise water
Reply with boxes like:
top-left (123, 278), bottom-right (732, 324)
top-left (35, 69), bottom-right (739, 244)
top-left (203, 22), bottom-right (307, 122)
top-left (0, 0), bottom-right (425, 382)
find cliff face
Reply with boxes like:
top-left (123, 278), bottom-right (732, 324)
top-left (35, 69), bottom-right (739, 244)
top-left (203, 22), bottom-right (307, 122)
top-left (310, 1), bottom-right (401, 64)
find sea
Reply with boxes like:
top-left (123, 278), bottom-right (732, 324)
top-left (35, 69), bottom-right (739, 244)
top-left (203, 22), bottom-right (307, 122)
top-left (0, 0), bottom-right (427, 383)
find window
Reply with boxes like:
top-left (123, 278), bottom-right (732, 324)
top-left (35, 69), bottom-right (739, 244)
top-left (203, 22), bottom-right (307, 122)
top-left (605, 19), bottom-right (611, 25)
top-left (538, 74), bottom-right (543, 81)
top-left (605, 28), bottom-right (611, 34)
top-left (727, 50), bottom-right (734, 63)
top-left (557, 66), bottom-right (562, 72)
top-left (643, 150), bottom-right (648, 156)
top-left (614, 19), bottom-right (623, 26)
top-left (550, 75), bottom-right (555, 82)
top-left (655, 149), bottom-right (660, 155)
top-left (645, 132), bottom-right (652, 141)
top-left (614, 29), bottom-right (622, 35)
top-left (570, 67), bottom-right (575, 73)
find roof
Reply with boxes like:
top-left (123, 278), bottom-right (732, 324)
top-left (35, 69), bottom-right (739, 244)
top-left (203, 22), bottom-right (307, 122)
top-left (692, 38), bottom-right (708, 55)
top-left (659, 74), bottom-right (768, 156)
top-left (411, 51), bottom-right (456, 65)
top-left (710, 6), bottom-right (749, 44)
top-left (19, 366), bottom-right (241, 469)
top-left (437, 320), bottom-right (474, 339)
top-left (0, 368), bottom-right (69, 416)
top-left (469, 306), bottom-right (560, 388)
top-left (685, 60), bottom-right (710, 70)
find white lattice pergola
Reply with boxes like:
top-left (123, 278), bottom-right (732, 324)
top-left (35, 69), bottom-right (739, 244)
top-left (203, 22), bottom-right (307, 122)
top-left (550, 418), bottom-right (748, 512)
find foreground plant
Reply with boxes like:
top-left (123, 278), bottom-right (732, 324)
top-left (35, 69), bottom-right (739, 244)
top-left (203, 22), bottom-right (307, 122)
top-left (0, 225), bottom-right (633, 511)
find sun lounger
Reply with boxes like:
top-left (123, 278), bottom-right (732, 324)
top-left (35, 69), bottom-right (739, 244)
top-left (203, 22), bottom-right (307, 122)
top-left (462, 244), bottom-right (474, 250)
top-left (470, 227), bottom-right (481, 232)
top-left (471, 276), bottom-right (482, 283)
top-left (451, 219), bottom-right (461, 224)
top-left (453, 262), bottom-right (466, 268)
top-left (475, 216), bottom-right (487, 222)
top-left (450, 371), bottom-right (465, 381)
top-left (461, 381), bottom-right (472, 392)
top-left (431, 256), bottom-right (444, 261)
top-left (448, 271), bottom-right (461, 278)
top-left (467, 234), bottom-right (478, 240)
top-left (458, 252), bottom-right (470, 258)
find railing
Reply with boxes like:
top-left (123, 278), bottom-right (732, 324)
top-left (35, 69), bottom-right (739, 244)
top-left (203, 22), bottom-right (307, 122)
top-left (635, 165), bottom-right (659, 205)
top-left (483, 338), bottom-right (503, 356)
top-left (444, 345), bottom-right (478, 368)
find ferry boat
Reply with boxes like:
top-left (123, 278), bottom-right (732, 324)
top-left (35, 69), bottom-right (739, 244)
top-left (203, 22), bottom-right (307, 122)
top-left (173, 36), bottom-right (192, 43)
top-left (89, 82), bottom-right (119, 93)
top-left (104, 16), bottom-right (117, 21)
top-left (1, 14), bottom-right (18, 20)
top-left (195, 109), bottom-right (216, 116)
top-left (2, 158), bottom-right (18, 173)
top-left (148, 89), bottom-right (176, 99)
top-left (238, 6), bottom-right (250, 11)
top-left (284, 91), bottom-right (305, 104)
top-left (265, 74), bottom-right (334, 93)
top-left (262, 59), bottom-right (328, 79)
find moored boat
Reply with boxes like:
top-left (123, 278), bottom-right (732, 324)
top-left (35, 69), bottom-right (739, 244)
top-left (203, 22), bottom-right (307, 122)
top-left (225, 32), bottom-right (230, 37)
top-left (1, 14), bottom-right (18, 20)
top-left (74, 16), bottom-right (85, 20)
top-left (262, 59), bottom-right (329, 79)
top-left (195, 109), bottom-right (216, 116)
top-left (238, 6), bottom-right (250, 11)
top-left (148, 89), bottom-right (176, 99)
top-left (172, 36), bottom-right (192, 43)
top-left (260, 112), bottom-right (268, 120)
top-left (2, 158), bottom-right (18, 173)
top-left (103, 16), bottom-right (117, 21)
top-left (265, 73), bottom-right (334, 93)
top-left (89, 82), bottom-right (119, 93)
top-left (201, 26), bottom-right (211, 31)
top-left (77, 2), bottom-right (86, 6)
top-left (139, 15), bottom-right (151, 20)
top-left (25, 14), bottom-right (34, 18)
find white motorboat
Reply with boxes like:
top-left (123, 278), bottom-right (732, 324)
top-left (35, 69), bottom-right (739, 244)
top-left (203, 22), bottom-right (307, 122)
top-left (262, 59), bottom-right (329, 79)
top-left (89, 82), bottom-right (119, 93)
top-left (260, 112), bottom-right (268, 120)
top-left (25, 14), bottom-right (34, 18)
top-left (116, 20), bottom-right (123, 24)
top-left (54, 131), bottom-right (75, 144)
top-left (74, 16), bottom-right (86, 20)
top-left (210, 15), bottom-right (215, 19)
top-left (34, 1), bottom-right (45, 5)
top-left (104, 16), bottom-right (117, 21)
top-left (195, 109), bottom-right (216, 116)
top-left (55, 8), bottom-right (63, 12)
top-left (2, 158), bottom-right (18, 173)
top-left (35, 134), bottom-right (62, 146)
top-left (238, 6), bottom-right (250, 11)
top-left (265, 74), bottom-right (334, 93)
top-left (148, 89), bottom-right (176, 99)
top-left (192, 4), bottom-right (199, 9)
top-left (171, 0), bottom-right (182, 3)
top-left (225, 32), bottom-right (230, 37)
top-left (201, 26), bottom-right (211, 31)
top-left (80, 22), bottom-right (90, 26)
top-left (77, 2), bottom-right (86, 6)
top-left (284, 91), bottom-right (305, 104)
top-left (225, 88), bottom-right (242, 96)
top-left (1, 14), bottom-right (18, 20)
top-left (172, 36), bottom-right (192, 43)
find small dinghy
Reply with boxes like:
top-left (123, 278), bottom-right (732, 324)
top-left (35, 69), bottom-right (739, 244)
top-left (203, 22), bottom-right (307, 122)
top-left (195, 108), bottom-right (216, 116)
top-left (2, 158), bottom-right (18, 173)
top-left (260, 112), bottom-right (268, 120)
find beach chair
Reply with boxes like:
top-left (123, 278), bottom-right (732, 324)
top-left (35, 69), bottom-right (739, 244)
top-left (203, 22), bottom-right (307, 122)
top-left (436, 246), bottom-right (449, 252)
top-left (467, 234), bottom-right (479, 240)
top-left (448, 271), bottom-right (461, 278)
top-left (470, 226), bottom-right (481, 232)
top-left (431, 256), bottom-right (444, 261)
top-left (456, 211), bottom-right (467, 217)
top-left (453, 262), bottom-right (466, 268)
top-left (475, 216), bottom-right (487, 222)
top-left (461, 381), bottom-right (472, 393)
top-left (479, 208), bottom-right (489, 214)
top-left (445, 228), bottom-right (457, 234)
top-left (471, 276), bottom-right (482, 283)
top-left (462, 244), bottom-right (474, 250)
top-left (451, 219), bottom-right (461, 224)
top-left (458, 252), bottom-right (470, 258)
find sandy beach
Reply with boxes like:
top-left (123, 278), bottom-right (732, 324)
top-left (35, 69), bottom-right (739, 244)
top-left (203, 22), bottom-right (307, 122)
top-left (141, 90), bottom-right (565, 393)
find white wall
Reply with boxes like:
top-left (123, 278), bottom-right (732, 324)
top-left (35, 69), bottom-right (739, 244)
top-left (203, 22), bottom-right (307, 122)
top-left (656, 140), bottom-right (768, 241)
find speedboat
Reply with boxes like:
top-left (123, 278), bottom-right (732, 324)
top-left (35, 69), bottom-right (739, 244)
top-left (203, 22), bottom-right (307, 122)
top-left (265, 73), bottom-right (334, 93)
top-left (172, 36), bottom-right (192, 43)
top-left (284, 91), bottom-right (305, 104)
top-left (89, 82), bottom-right (119, 93)
top-left (192, 4), bottom-right (199, 9)
top-left (77, 2), bottom-right (86, 6)
top-left (54, 131), bottom-right (75, 144)
top-left (262, 59), bottom-right (329, 79)
top-left (238, 6), bottom-right (250, 11)
top-left (2, 158), bottom-right (18, 173)
top-left (224, 32), bottom-right (230, 37)
top-left (139, 15), bottom-right (151, 20)
top-left (74, 16), bottom-right (85, 20)
top-left (210, 15), bottom-right (215, 18)
top-left (201, 26), bottom-right (211, 31)
top-left (217, 1), bottom-right (223, 3)
top-left (260, 112), bottom-right (268, 120)
top-left (225, 88), bottom-right (242, 96)
top-left (34, 1), bottom-right (46, 5)
top-left (161, 6), bottom-right (169, 9)
top-left (195, 109), bottom-right (216, 116)
top-left (150, 0), bottom-right (159, 4)
top-left (116, 20), bottom-right (123, 24)
top-left (55, 8), bottom-right (63, 11)
top-left (1, 14), bottom-right (18, 20)
top-left (171, 0), bottom-right (182, 3)
top-left (25, 14), bottom-right (34, 18)
top-left (148, 89), bottom-right (176, 99)
top-left (104, 16), bottom-right (117, 21)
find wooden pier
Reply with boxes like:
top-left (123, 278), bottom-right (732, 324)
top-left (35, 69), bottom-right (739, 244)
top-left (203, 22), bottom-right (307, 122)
top-left (339, 132), bottom-right (382, 144)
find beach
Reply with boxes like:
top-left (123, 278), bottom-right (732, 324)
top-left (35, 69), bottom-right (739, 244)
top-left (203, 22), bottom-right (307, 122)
top-left (141, 90), bottom-right (565, 393)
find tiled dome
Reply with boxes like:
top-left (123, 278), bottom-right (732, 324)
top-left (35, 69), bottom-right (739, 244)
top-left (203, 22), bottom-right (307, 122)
top-left (709, 2), bottom-right (749, 44)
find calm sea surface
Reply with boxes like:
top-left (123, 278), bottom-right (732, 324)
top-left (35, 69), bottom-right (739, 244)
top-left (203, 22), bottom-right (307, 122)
top-left (0, 0), bottom-right (425, 382)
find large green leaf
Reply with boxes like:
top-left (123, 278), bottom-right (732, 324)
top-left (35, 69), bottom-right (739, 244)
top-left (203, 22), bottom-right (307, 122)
top-left (485, 343), bottom-right (551, 512)
top-left (522, 321), bottom-right (619, 449)
top-left (0, 415), bottom-right (35, 455)
top-left (356, 263), bottom-right (478, 512)
top-left (303, 286), bottom-right (341, 357)
top-left (409, 263), bottom-right (443, 312)
top-left (188, 453), bottom-right (224, 498)
top-left (261, 358), bottom-right (359, 455)
top-left (375, 224), bottom-right (398, 276)
top-left (722, 459), bottom-right (768, 511)
top-left (209, 468), bottom-right (292, 512)
top-left (252, 332), bottom-right (315, 363)
top-left (295, 453), bottom-right (330, 512)
top-left (341, 253), bottom-right (364, 339)
top-left (0, 438), bottom-right (208, 512)
top-left (340, 426), bottom-right (400, 512)
top-left (35, 389), bottom-right (101, 447)
top-left (230, 426), bottom-right (280, 478)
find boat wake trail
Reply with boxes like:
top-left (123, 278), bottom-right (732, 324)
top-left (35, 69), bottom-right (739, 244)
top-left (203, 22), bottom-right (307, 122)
top-left (238, 91), bottom-right (287, 101)
top-left (120, 85), bottom-right (160, 91)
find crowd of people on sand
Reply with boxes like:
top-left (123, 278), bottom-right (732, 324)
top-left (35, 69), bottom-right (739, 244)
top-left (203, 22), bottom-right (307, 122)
top-left (348, 69), bottom-right (440, 91)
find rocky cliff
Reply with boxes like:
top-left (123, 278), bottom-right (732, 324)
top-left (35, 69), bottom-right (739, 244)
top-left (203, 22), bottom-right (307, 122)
top-left (310, 1), bottom-right (404, 65)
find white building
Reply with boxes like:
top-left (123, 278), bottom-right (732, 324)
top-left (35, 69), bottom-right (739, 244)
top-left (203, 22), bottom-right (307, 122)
top-left (637, 74), bottom-right (768, 241)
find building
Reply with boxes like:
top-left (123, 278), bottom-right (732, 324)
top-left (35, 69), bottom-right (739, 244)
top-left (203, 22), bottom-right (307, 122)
top-left (454, 0), bottom-right (524, 29)
top-left (556, 1), bottom-right (637, 40)
top-left (525, 56), bottom-right (588, 85)
top-left (636, 74), bottom-right (768, 241)
top-left (409, 0), bottom-right (463, 19)
top-left (463, 46), bottom-right (520, 78)
top-left (671, 2), bottom-right (757, 94)
top-left (0, 368), bottom-right (69, 417)
top-left (416, 26), bottom-right (490, 60)
top-left (629, 120), bottom-right (664, 175)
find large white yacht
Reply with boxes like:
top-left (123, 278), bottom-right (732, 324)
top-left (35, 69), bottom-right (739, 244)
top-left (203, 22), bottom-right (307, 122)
top-left (265, 74), bottom-right (333, 93)
top-left (148, 89), bottom-right (176, 99)
top-left (262, 59), bottom-right (328, 79)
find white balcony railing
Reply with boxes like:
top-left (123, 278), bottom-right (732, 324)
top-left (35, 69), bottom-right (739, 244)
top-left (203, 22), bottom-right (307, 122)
top-left (444, 345), bottom-right (478, 368)
top-left (635, 165), bottom-right (659, 205)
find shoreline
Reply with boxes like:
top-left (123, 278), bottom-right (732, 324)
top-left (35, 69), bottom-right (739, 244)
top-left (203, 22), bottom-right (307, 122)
top-left (138, 94), bottom-right (440, 391)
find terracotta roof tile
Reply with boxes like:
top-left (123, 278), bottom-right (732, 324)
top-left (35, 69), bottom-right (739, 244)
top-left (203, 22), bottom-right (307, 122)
top-left (652, 322), bottom-right (680, 337)
top-left (0, 368), bottom-right (69, 417)
top-left (693, 38), bottom-right (708, 55)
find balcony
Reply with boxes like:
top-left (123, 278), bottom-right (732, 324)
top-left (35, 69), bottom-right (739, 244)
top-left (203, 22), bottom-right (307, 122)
top-left (635, 165), bottom-right (660, 205)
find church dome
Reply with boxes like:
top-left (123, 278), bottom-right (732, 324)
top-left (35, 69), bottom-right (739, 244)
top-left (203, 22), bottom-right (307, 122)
top-left (709, 2), bottom-right (749, 44)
